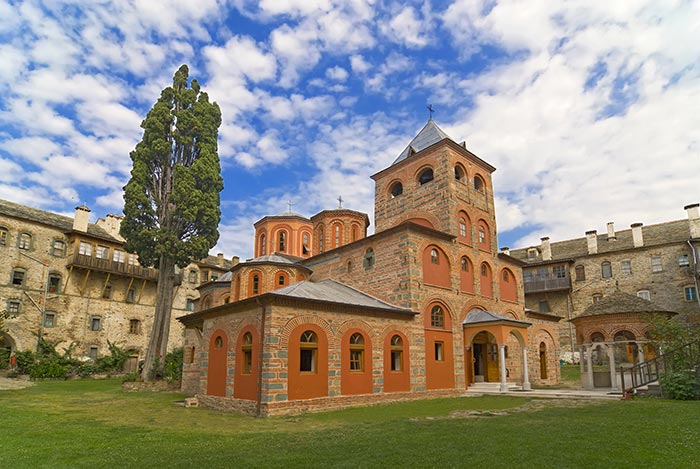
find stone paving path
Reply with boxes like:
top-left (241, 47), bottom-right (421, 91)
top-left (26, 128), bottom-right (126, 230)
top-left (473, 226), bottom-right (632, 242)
top-left (0, 376), bottom-right (34, 390)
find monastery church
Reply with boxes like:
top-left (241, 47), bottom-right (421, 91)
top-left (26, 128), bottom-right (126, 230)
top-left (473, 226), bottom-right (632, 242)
top-left (180, 119), bottom-right (561, 416)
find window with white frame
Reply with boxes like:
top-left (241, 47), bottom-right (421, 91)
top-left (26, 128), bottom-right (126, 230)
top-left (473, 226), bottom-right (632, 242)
top-left (679, 254), bottom-right (690, 267)
top-left (651, 256), bottom-right (662, 273)
top-left (621, 260), bottom-right (632, 275)
top-left (96, 245), bottom-right (110, 259)
top-left (79, 241), bottom-right (92, 256)
top-left (601, 261), bottom-right (613, 278)
top-left (113, 249), bottom-right (126, 263)
top-left (51, 239), bottom-right (66, 257)
top-left (17, 232), bottom-right (31, 250)
top-left (90, 316), bottom-right (101, 331)
top-left (0, 226), bottom-right (7, 245)
top-left (552, 265), bottom-right (567, 278)
top-left (637, 290), bottom-right (651, 301)
top-left (685, 286), bottom-right (698, 302)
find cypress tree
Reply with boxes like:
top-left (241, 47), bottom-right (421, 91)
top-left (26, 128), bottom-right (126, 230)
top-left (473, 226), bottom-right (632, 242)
top-left (121, 65), bottom-right (223, 380)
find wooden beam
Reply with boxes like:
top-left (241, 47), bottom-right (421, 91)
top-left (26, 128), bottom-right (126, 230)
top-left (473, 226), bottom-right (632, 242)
top-left (101, 273), bottom-right (111, 298)
top-left (79, 270), bottom-right (91, 296)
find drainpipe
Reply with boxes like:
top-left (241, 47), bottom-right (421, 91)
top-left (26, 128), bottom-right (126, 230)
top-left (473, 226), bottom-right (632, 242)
top-left (255, 296), bottom-right (267, 417)
top-left (687, 240), bottom-right (700, 309)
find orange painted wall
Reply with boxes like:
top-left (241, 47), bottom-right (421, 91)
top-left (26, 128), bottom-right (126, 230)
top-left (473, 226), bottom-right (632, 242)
top-left (460, 256), bottom-right (474, 293)
top-left (480, 262), bottom-right (493, 297)
top-left (424, 330), bottom-right (455, 389)
top-left (383, 331), bottom-right (410, 393)
top-left (206, 330), bottom-right (228, 397)
top-left (499, 268), bottom-right (517, 302)
top-left (233, 326), bottom-right (259, 400)
top-left (423, 304), bottom-right (455, 390)
top-left (340, 329), bottom-right (373, 395)
top-left (288, 324), bottom-right (328, 400)
top-left (422, 245), bottom-right (451, 288)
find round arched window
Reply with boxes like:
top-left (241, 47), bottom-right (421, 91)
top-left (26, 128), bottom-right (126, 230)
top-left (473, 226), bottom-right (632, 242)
top-left (454, 165), bottom-right (466, 181)
top-left (390, 181), bottom-right (403, 197)
top-left (418, 168), bottom-right (434, 185)
top-left (474, 175), bottom-right (485, 192)
top-left (430, 305), bottom-right (444, 328)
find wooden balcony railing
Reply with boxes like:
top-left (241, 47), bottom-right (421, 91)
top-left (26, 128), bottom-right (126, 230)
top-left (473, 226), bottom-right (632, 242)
top-left (67, 253), bottom-right (159, 281)
top-left (523, 275), bottom-right (571, 294)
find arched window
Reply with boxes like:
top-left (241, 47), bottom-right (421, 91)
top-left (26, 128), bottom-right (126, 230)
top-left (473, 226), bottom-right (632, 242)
top-left (503, 271), bottom-right (509, 281)
top-left (614, 330), bottom-right (636, 341)
top-left (318, 227), bottom-right (324, 253)
top-left (430, 305), bottom-right (444, 328)
top-left (390, 181), bottom-right (403, 197)
top-left (418, 168), bottom-right (434, 185)
top-left (300, 330), bottom-right (318, 372)
top-left (241, 332), bottom-right (253, 374)
top-left (253, 274), bottom-right (259, 294)
top-left (601, 261), bottom-right (612, 278)
top-left (260, 233), bottom-right (266, 256)
top-left (302, 233), bottom-right (310, 255)
top-left (474, 175), bottom-right (485, 192)
top-left (18, 232), bottom-right (32, 250)
top-left (575, 265), bottom-right (585, 281)
top-left (349, 333), bottom-right (364, 371)
top-left (347, 260), bottom-right (353, 272)
top-left (459, 218), bottom-right (467, 238)
top-left (430, 248), bottom-right (439, 264)
top-left (333, 223), bottom-right (341, 248)
top-left (477, 220), bottom-right (490, 250)
top-left (363, 248), bottom-right (375, 270)
top-left (500, 268), bottom-right (517, 302)
top-left (591, 332), bottom-right (604, 342)
top-left (215, 336), bottom-right (223, 348)
top-left (454, 164), bottom-right (466, 181)
top-left (278, 231), bottom-right (286, 252)
top-left (276, 272), bottom-right (288, 289)
top-left (390, 335), bottom-right (403, 371)
top-left (351, 225), bottom-right (359, 241)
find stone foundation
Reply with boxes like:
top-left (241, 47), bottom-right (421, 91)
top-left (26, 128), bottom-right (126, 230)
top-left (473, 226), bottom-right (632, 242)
top-left (196, 388), bottom-right (465, 417)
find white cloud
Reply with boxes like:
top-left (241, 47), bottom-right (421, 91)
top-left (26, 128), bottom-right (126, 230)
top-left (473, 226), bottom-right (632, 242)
top-left (382, 6), bottom-right (431, 48)
top-left (326, 66), bottom-right (349, 81)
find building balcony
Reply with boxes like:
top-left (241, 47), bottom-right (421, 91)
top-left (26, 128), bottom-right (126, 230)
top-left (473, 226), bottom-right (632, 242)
top-left (523, 275), bottom-right (571, 294)
top-left (67, 253), bottom-right (159, 281)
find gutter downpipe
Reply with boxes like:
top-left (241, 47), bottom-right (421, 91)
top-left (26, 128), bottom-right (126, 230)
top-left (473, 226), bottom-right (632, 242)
top-left (255, 296), bottom-right (267, 417)
top-left (687, 240), bottom-right (700, 309)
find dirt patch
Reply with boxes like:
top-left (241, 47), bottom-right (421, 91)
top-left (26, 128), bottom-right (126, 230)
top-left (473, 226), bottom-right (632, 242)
top-left (0, 376), bottom-right (34, 390)
top-left (445, 399), bottom-right (604, 419)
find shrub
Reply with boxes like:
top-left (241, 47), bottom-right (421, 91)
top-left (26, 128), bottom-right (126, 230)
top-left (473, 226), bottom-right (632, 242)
top-left (95, 341), bottom-right (130, 373)
top-left (14, 350), bottom-right (36, 375)
top-left (149, 348), bottom-right (183, 381)
top-left (0, 347), bottom-right (9, 369)
top-left (660, 370), bottom-right (699, 400)
top-left (122, 372), bottom-right (140, 383)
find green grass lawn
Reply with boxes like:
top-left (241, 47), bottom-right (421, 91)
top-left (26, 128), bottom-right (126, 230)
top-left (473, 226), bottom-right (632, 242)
top-left (1, 379), bottom-right (699, 468)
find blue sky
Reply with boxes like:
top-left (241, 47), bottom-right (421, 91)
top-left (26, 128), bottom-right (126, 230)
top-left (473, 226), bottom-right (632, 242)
top-left (1, 0), bottom-right (699, 260)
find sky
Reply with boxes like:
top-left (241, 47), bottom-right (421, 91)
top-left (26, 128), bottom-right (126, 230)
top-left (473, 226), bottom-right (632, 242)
top-left (1, 0), bottom-right (699, 260)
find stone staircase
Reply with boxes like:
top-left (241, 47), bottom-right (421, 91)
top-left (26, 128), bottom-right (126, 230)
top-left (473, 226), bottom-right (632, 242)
top-left (466, 382), bottom-right (522, 393)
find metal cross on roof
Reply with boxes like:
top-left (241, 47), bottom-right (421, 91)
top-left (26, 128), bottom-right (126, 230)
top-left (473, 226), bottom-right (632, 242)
top-left (337, 195), bottom-right (343, 208)
top-left (427, 104), bottom-right (434, 119)
top-left (287, 200), bottom-right (293, 212)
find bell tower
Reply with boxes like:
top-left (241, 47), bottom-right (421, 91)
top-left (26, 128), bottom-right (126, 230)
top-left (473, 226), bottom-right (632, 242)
top-left (370, 119), bottom-right (499, 253)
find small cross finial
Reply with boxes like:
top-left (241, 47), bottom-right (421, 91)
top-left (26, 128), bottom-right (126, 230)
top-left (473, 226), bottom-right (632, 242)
top-left (337, 195), bottom-right (343, 209)
top-left (427, 104), bottom-right (434, 119)
top-left (287, 200), bottom-right (293, 212)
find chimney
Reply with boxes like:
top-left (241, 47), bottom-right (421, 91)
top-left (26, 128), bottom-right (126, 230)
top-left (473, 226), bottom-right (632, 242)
top-left (500, 247), bottom-right (510, 256)
top-left (585, 230), bottom-right (598, 254)
top-left (606, 222), bottom-right (616, 241)
top-left (217, 252), bottom-right (224, 266)
top-left (631, 223), bottom-right (644, 247)
top-left (685, 203), bottom-right (700, 239)
top-left (540, 237), bottom-right (552, 261)
top-left (73, 205), bottom-right (90, 232)
top-left (96, 214), bottom-right (123, 239)
top-left (232, 256), bottom-right (240, 266)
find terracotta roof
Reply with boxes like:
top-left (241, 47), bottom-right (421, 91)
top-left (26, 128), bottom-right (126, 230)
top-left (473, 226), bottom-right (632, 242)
top-left (511, 219), bottom-right (692, 263)
top-left (0, 198), bottom-right (120, 242)
top-left (574, 291), bottom-right (676, 319)
top-left (196, 255), bottom-right (236, 270)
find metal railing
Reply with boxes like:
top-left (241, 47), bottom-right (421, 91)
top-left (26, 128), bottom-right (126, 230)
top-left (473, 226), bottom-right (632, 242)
top-left (67, 252), bottom-right (159, 281)
top-left (620, 340), bottom-right (700, 392)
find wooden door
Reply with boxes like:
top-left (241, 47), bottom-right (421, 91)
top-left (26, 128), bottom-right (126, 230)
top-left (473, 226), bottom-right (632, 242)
top-left (486, 344), bottom-right (499, 382)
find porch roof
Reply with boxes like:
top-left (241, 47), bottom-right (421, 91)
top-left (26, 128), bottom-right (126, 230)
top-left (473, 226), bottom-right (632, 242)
top-left (463, 309), bottom-right (531, 327)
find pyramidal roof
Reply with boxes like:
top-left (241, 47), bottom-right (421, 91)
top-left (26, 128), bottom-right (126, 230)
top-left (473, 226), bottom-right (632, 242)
top-left (392, 119), bottom-right (453, 165)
